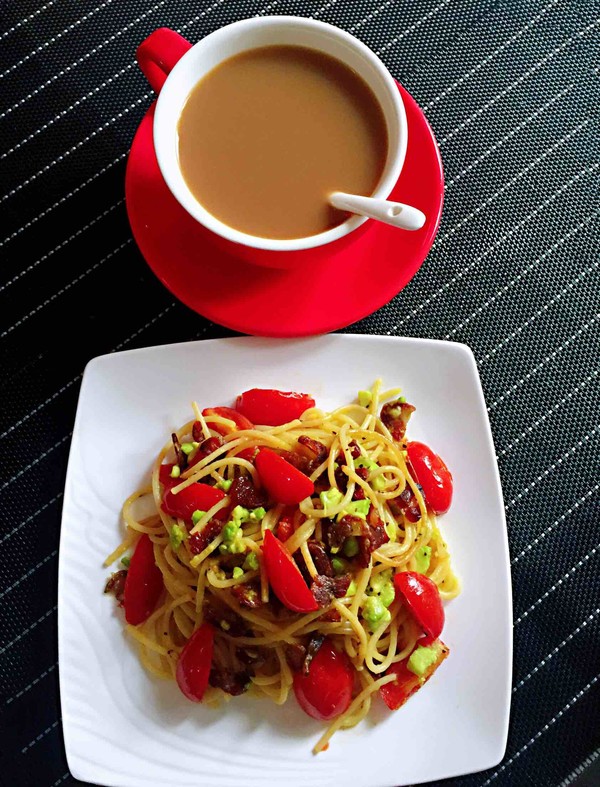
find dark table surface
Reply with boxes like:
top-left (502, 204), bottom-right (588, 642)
top-left (0, 1), bottom-right (599, 786)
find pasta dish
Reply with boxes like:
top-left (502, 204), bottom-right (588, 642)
top-left (104, 382), bottom-right (459, 753)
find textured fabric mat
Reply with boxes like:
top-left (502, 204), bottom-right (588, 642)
top-left (0, 1), bottom-right (598, 785)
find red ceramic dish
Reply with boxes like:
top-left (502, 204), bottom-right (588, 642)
top-left (125, 84), bottom-right (444, 337)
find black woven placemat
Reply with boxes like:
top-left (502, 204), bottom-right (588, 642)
top-left (0, 1), bottom-right (598, 785)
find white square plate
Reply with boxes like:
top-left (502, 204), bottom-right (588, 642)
top-left (59, 335), bottom-right (512, 787)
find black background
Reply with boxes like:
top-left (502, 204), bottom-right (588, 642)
top-left (0, 1), bottom-right (598, 786)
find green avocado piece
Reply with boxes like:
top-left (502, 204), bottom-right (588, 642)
top-left (407, 645), bottom-right (438, 677)
top-left (169, 524), bottom-right (185, 550)
top-left (362, 596), bottom-right (391, 632)
top-left (320, 488), bottom-right (344, 514)
top-left (415, 545), bottom-right (432, 574)
top-left (243, 552), bottom-right (259, 571)
top-left (358, 390), bottom-right (372, 407)
top-left (191, 509), bottom-right (207, 525)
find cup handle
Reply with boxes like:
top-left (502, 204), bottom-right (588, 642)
top-left (136, 28), bottom-right (193, 93)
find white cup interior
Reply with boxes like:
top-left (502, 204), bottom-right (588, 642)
top-left (154, 16), bottom-right (407, 252)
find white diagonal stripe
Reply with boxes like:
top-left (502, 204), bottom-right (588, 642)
top-left (479, 257), bottom-right (599, 362)
top-left (376, 0), bottom-right (451, 56)
top-left (444, 85), bottom-right (577, 190)
top-left (0, 96), bottom-right (152, 205)
top-left (0, 0), bottom-right (119, 81)
top-left (437, 120), bottom-right (589, 246)
top-left (1, 239), bottom-right (132, 337)
top-left (439, 21), bottom-right (599, 146)
top-left (0, 0), bottom-right (168, 116)
top-left (21, 719), bottom-right (60, 754)
top-left (444, 222), bottom-right (600, 338)
top-left (0, 434), bottom-right (71, 492)
top-left (310, 0), bottom-right (339, 19)
top-left (499, 371), bottom-right (599, 459)
top-left (0, 550), bottom-right (58, 600)
top-left (0, 201), bottom-right (123, 293)
top-left (445, 223), bottom-right (597, 340)
top-left (514, 543), bottom-right (600, 626)
top-left (560, 747), bottom-right (600, 786)
top-left (486, 314), bottom-right (600, 412)
top-left (387, 167), bottom-right (597, 333)
top-left (348, 0), bottom-right (397, 33)
top-left (256, 0), bottom-right (280, 14)
top-left (424, 0), bottom-right (561, 110)
top-left (0, 302), bottom-right (176, 445)
top-left (512, 485), bottom-right (600, 565)
top-left (0, 493), bottom-right (63, 545)
top-left (0, 63), bottom-right (136, 161)
top-left (0, 152), bottom-right (126, 249)
top-left (513, 608), bottom-right (600, 692)
top-left (0, 605), bottom-right (57, 654)
top-left (113, 303), bottom-right (177, 350)
top-left (5, 662), bottom-right (57, 705)
top-left (0, 380), bottom-right (79, 443)
top-left (480, 674), bottom-right (600, 786)
top-left (0, 0), bottom-right (62, 41)
top-left (505, 427), bottom-right (599, 510)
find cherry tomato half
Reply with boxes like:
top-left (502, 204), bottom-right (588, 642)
top-left (406, 441), bottom-right (453, 515)
top-left (123, 534), bottom-right (163, 625)
top-left (162, 482), bottom-right (227, 521)
top-left (380, 638), bottom-right (449, 710)
top-left (176, 623), bottom-right (215, 702)
top-left (256, 448), bottom-right (314, 505)
top-left (262, 529), bottom-right (317, 613)
top-left (236, 389), bottom-right (315, 426)
top-left (158, 462), bottom-right (178, 489)
top-left (394, 571), bottom-right (445, 640)
top-left (293, 639), bottom-right (354, 720)
top-left (202, 406), bottom-right (253, 435)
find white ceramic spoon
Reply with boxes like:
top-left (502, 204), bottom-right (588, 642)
top-left (329, 191), bottom-right (426, 231)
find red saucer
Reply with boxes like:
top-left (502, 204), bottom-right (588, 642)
top-left (125, 84), bottom-right (443, 337)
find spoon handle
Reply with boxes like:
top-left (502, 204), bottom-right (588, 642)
top-left (330, 191), bottom-right (426, 231)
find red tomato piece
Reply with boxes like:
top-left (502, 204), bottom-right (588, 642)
top-left (293, 639), bottom-right (354, 720)
top-left (262, 530), bottom-right (318, 613)
top-left (406, 441), bottom-right (453, 515)
top-left (202, 406), bottom-right (253, 435)
top-left (255, 448), bottom-right (314, 505)
top-left (394, 571), bottom-right (445, 639)
top-left (275, 511), bottom-right (295, 541)
top-left (123, 534), bottom-right (163, 625)
top-left (162, 482), bottom-right (227, 521)
top-left (236, 446), bottom-right (260, 463)
top-left (236, 389), bottom-right (315, 426)
top-left (176, 623), bottom-right (215, 702)
top-left (158, 463), bottom-right (178, 489)
top-left (380, 638), bottom-right (449, 710)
